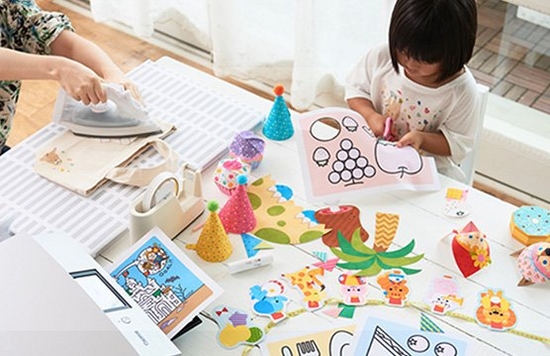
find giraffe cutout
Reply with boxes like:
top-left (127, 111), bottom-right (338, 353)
top-left (282, 265), bottom-right (326, 311)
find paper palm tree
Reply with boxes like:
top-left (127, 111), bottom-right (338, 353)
top-left (330, 212), bottom-right (424, 276)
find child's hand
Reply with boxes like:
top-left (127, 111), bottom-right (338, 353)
top-left (396, 130), bottom-right (423, 151)
top-left (365, 112), bottom-right (386, 137)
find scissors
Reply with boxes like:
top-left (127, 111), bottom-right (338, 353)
top-left (382, 117), bottom-right (395, 141)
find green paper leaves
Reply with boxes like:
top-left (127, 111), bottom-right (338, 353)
top-left (331, 228), bottom-right (424, 276)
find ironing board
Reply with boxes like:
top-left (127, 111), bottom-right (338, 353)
top-left (0, 58), bottom-right (264, 257)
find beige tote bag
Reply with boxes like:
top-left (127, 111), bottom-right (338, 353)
top-left (34, 120), bottom-right (178, 196)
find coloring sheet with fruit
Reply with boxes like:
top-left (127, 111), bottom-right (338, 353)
top-left (296, 107), bottom-right (440, 202)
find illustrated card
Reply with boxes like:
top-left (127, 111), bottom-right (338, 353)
top-left (260, 324), bottom-right (356, 356)
top-left (109, 226), bottom-right (223, 338)
top-left (352, 315), bottom-right (469, 356)
top-left (296, 107), bottom-right (440, 202)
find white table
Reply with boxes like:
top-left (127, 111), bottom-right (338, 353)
top-left (100, 59), bottom-right (550, 355)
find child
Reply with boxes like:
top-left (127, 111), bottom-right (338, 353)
top-left (345, 0), bottom-right (479, 182)
top-left (0, 0), bottom-right (138, 154)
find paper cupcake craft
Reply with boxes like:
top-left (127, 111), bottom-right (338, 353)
top-left (451, 221), bottom-right (491, 278)
top-left (213, 158), bottom-right (250, 196)
top-left (229, 131), bottom-right (265, 170)
top-left (510, 205), bottom-right (550, 246)
top-left (517, 242), bottom-right (550, 286)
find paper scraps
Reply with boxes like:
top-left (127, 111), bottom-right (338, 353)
top-left (420, 313), bottom-right (445, 333)
top-left (313, 257), bottom-right (340, 272)
top-left (247, 175), bottom-right (329, 244)
top-left (241, 233), bottom-right (273, 258)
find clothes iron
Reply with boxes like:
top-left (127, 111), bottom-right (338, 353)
top-left (52, 83), bottom-right (163, 138)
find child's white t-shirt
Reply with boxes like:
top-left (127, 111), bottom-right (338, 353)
top-left (345, 44), bottom-right (480, 182)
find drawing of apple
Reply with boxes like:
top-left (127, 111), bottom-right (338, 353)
top-left (374, 140), bottom-right (422, 178)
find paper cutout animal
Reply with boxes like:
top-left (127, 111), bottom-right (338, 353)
top-left (282, 266), bottom-right (326, 310)
top-left (475, 289), bottom-right (517, 331)
top-left (376, 269), bottom-right (409, 307)
top-left (249, 279), bottom-right (289, 322)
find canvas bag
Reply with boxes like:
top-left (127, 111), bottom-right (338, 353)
top-left (34, 119), bottom-right (178, 196)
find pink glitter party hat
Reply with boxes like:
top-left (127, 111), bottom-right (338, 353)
top-left (219, 175), bottom-right (257, 234)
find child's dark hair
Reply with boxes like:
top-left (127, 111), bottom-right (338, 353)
top-left (388, 0), bottom-right (477, 83)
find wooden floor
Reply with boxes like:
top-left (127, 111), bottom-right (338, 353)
top-left (10, 0), bottom-right (526, 207)
top-left (474, 0), bottom-right (550, 115)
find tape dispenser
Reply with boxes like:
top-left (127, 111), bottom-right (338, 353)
top-left (129, 164), bottom-right (205, 242)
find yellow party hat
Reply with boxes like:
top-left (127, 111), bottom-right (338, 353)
top-left (187, 201), bottom-right (233, 262)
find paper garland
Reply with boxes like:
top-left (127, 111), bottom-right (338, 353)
top-left (249, 279), bottom-right (290, 323)
top-left (376, 269), bottom-right (410, 307)
top-left (211, 305), bottom-right (265, 349)
top-left (475, 289), bottom-right (517, 331)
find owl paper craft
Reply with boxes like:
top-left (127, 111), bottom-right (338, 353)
top-left (516, 242), bottom-right (550, 286)
top-left (296, 107), bottom-right (439, 202)
top-left (451, 221), bottom-right (491, 277)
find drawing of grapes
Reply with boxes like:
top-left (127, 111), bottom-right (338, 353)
top-left (328, 139), bottom-right (375, 186)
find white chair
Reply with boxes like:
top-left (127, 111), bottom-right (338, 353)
top-left (459, 83), bottom-right (489, 186)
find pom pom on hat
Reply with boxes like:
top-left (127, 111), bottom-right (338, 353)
top-left (207, 200), bottom-right (219, 212)
top-left (237, 174), bottom-right (248, 185)
top-left (219, 175), bottom-right (257, 234)
top-left (186, 199), bottom-right (233, 262)
top-left (263, 84), bottom-right (294, 141)
top-left (273, 84), bottom-right (285, 96)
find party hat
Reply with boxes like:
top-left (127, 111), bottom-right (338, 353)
top-left (219, 175), bottom-right (257, 234)
top-left (186, 201), bottom-right (233, 262)
top-left (262, 84), bottom-right (294, 141)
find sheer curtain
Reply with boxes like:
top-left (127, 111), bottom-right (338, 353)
top-left (89, 0), bottom-right (393, 110)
